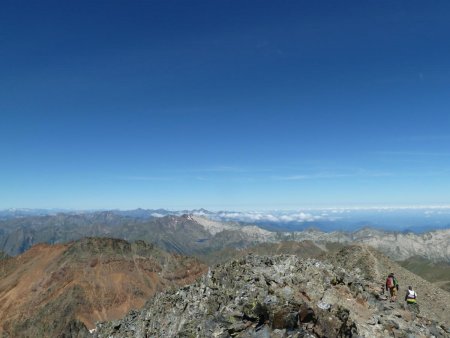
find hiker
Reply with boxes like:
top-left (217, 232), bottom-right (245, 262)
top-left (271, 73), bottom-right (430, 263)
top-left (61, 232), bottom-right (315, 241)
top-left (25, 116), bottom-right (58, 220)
top-left (385, 273), bottom-right (399, 302)
top-left (405, 286), bottom-right (420, 314)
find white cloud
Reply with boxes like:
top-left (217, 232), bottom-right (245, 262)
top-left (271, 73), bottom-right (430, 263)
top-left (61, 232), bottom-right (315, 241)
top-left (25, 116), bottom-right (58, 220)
top-left (211, 211), bottom-right (323, 223)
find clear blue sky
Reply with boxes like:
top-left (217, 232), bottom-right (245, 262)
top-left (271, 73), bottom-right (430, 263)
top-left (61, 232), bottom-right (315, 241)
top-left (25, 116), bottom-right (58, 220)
top-left (1, 1), bottom-right (450, 210)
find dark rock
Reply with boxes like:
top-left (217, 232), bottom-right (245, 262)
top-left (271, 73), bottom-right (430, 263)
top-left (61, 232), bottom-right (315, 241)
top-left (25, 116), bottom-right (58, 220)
top-left (440, 324), bottom-right (450, 334)
top-left (298, 305), bottom-right (316, 324)
top-left (271, 308), bottom-right (298, 330)
top-left (60, 319), bottom-right (91, 338)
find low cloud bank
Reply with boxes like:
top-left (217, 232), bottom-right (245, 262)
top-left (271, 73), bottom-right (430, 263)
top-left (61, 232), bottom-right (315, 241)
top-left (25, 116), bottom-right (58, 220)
top-left (192, 210), bottom-right (326, 224)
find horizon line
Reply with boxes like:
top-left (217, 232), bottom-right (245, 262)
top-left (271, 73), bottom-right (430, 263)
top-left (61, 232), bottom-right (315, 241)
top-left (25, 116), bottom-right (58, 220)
top-left (2, 204), bottom-right (450, 212)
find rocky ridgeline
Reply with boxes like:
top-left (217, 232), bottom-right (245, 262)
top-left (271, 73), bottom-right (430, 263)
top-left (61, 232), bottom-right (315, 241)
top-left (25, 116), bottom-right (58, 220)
top-left (94, 254), bottom-right (450, 338)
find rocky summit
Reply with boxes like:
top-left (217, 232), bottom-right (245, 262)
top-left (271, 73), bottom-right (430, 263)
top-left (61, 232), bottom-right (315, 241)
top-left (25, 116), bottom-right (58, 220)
top-left (95, 250), bottom-right (450, 338)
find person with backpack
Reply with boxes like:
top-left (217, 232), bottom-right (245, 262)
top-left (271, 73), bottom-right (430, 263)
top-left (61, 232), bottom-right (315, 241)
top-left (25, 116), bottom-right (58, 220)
top-left (405, 285), bottom-right (419, 314)
top-left (385, 273), bottom-right (399, 302)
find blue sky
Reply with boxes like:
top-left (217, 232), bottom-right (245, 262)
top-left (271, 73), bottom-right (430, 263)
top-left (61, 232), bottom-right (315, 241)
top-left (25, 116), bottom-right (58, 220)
top-left (1, 1), bottom-right (450, 210)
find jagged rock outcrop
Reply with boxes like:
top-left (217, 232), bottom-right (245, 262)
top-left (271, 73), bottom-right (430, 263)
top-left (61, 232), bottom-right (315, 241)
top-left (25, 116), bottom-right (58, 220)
top-left (94, 252), bottom-right (450, 337)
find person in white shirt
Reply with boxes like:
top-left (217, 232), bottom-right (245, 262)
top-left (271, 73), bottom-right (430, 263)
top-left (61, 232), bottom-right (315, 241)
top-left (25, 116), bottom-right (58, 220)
top-left (405, 285), bottom-right (419, 314)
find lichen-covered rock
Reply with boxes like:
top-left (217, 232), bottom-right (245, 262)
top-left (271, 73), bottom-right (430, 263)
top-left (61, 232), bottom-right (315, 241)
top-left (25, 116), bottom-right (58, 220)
top-left (94, 254), bottom-right (449, 337)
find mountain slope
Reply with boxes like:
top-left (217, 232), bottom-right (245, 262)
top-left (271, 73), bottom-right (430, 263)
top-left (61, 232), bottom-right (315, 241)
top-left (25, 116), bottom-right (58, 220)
top-left (286, 227), bottom-right (450, 262)
top-left (0, 237), bottom-right (207, 337)
top-left (398, 256), bottom-right (450, 292)
top-left (95, 250), bottom-right (450, 338)
top-left (325, 245), bottom-right (450, 326)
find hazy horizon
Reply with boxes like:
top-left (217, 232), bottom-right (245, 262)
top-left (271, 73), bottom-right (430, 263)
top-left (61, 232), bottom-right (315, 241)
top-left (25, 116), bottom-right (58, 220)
top-left (2, 205), bottom-right (450, 233)
top-left (3, 204), bottom-right (450, 212)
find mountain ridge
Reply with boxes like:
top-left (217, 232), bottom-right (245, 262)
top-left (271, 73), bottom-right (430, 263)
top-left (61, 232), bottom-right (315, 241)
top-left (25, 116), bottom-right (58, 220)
top-left (0, 237), bottom-right (207, 337)
top-left (94, 246), bottom-right (450, 337)
top-left (1, 213), bottom-right (449, 262)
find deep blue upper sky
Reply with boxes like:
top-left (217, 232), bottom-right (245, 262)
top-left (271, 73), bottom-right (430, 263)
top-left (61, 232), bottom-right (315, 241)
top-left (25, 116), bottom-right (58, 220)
top-left (1, 1), bottom-right (450, 209)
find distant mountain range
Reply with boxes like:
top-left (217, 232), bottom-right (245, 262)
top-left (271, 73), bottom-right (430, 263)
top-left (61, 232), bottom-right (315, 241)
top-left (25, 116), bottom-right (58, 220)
top-left (2, 207), bottom-right (450, 232)
top-left (0, 208), bottom-right (211, 220)
top-left (1, 211), bottom-right (449, 262)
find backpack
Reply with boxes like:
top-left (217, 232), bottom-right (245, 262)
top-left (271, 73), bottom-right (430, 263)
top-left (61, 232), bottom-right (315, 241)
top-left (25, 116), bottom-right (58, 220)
top-left (393, 277), bottom-right (399, 290)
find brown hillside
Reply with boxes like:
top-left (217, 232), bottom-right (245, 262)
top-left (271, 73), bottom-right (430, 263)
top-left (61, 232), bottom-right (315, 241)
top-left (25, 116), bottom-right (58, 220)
top-left (0, 237), bottom-right (207, 337)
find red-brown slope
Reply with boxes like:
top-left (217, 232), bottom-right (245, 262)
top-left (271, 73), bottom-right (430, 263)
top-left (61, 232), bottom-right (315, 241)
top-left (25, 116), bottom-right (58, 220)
top-left (0, 237), bottom-right (207, 337)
